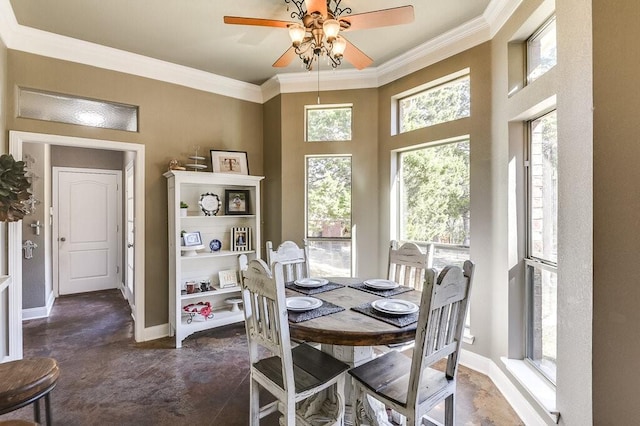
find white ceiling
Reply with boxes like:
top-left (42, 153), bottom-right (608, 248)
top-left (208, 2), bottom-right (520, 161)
top-left (8, 0), bottom-right (492, 85)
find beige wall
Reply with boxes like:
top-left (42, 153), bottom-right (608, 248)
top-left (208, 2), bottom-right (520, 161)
top-left (592, 0), bottom-right (640, 422)
top-left (270, 88), bottom-right (380, 277)
top-left (263, 95), bottom-right (282, 250)
top-left (0, 37), bottom-right (6, 274)
top-left (378, 44), bottom-right (494, 357)
top-left (5, 50), bottom-right (264, 327)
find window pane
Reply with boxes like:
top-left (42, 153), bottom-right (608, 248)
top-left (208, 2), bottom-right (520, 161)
top-left (399, 141), bottom-right (470, 245)
top-left (18, 87), bottom-right (138, 132)
top-left (399, 76), bottom-right (470, 133)
top-left (306, 156), bottom-right (352, 276)
top-left (527, 17), bottom-right (557, 83)
top-left (306, 106), bottom-right (352, 141)
top-left (528, 265), bottom-right (557, 383)
top-left (529, 111), bottom-right (557, 263)
top-left (306, 240), bottom-right (351, 277)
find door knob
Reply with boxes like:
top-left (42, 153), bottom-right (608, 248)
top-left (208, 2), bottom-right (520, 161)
top-left (59, 237), bottom-right (66, 242)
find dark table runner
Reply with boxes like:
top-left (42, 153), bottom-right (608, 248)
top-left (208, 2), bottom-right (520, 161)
top-left (349, 282), bottom-right (414, 297)
top-left (287, 299), bottom-right (345, 323)
top-left (285, 281), bottom-right (345, 295)
top-left (351, 302), bottom-right (418, 328)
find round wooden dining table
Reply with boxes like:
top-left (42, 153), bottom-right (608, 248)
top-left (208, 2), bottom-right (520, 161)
top-left (286, 277), bottom-right (421, 347)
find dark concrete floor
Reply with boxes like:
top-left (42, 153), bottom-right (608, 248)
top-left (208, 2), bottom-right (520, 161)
top-left (1, 289), bottom-right (523, 425)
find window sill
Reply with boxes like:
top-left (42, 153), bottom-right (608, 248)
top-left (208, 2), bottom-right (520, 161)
top-left (463, 328), bottom-right (475, 344)
top-left (501, 357), bottom-right (559, 424)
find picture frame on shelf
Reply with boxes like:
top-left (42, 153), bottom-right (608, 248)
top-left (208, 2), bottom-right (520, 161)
top-left (224, 189), bottom-right (251, 215)
top-left (210, 150), bottom-right (249, 175)
top-left (218, 269), bottom-right (239, 288)
top-left (182, 231), bottom-right (202, 247)
top-left (231, 226), bottom-right (251, 251)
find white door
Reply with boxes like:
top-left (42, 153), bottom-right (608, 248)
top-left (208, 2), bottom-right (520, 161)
top-left (55, 169), bottom-right (120, 295)
top-left (125, 162), bottom-right (135, 313)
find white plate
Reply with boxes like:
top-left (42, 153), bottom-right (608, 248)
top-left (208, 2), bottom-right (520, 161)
top-left (371, 299), bottom-right (418, 315)
top-left (294, 278), bottom-right (329, 288)
top-left (286, 297), bottom-right (323, 312)
top-left (363, 279), bottom-right (399, 290)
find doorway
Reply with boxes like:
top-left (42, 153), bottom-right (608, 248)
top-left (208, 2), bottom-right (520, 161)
top-left (6, 131), bottom-right (145, 360)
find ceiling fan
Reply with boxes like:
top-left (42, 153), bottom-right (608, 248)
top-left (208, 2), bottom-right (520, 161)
top-left (223, 0), bottom-right (414, 71)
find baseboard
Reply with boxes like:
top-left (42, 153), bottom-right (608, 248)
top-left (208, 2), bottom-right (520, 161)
top-left (22, 291), bottom-right (55, 320)
top-left (142, 323), bottom-right (170, 341)
top-left (461, 349), bottom-right (547, 426)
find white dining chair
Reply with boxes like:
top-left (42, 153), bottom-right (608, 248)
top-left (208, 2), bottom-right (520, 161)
top-left (388, 240), bottom-right (429, 290)
top-left (349, 260), bottom-right (475, 426)
top-left (265, 240), bottom-right (310, 282)
top-left (239, 258), bottom-right (349, 425)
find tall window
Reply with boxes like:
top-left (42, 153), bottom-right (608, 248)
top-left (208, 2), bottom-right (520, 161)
top-left (526, 110), bottom-right (557, 383)
top-left (527, 16), bottom-right (557, 84)
top-left (397, 140), bottom-right (470, 268)
top-left (306, 156), bottom-right (352, 277)
top-left (398, 75), bottom-right (470, 134)
top-left (305, 105), bottom-right (352, 142)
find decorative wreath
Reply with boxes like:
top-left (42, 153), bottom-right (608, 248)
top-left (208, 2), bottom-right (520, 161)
top-left (183, 301), bottom-right (212, 318)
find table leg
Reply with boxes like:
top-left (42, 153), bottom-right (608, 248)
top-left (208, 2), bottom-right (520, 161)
top-left (321, 344), bottom-right (394, 426)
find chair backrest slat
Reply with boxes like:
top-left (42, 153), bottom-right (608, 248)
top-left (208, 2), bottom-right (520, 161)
top-left (408, 260), bottom-right (475, 411)
top-left (240, 259), bottom-right (294, 391)
top-left (388, 241), bottom-right (428, 291)
top-left (266, 240), bottom-right (310, 282)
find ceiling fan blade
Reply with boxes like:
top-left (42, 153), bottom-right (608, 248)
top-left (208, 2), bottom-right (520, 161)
top-left (340, 6), bottom-right (415, 31)
top-left (342, 39), bottom-right (373, 70)
top-left (305, 0), bottom-right (327, 17)
top-left (223, 16), bottom-right (293, 28)
top-left (273, 46), bottom-right (297, 68)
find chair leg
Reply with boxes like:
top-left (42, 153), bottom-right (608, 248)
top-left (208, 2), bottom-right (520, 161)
top-left (444, 393), bottom-right (455, 426)
top-left (33, 398), bottom-right (41, 424)
top-left (249, 378), bottom-right (260, 425)
top-left (45, 393), bottom-right (53, 426)
top-left (335, 375), bottom-right (346, 425)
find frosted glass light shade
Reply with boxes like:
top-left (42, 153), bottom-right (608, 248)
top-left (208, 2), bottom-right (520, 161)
top-left (288, 23), bottom-right (306, 46)
top-left (322, 19), bottom-right (340, 41)
top-left (332, 36), bottom-right (347, 57)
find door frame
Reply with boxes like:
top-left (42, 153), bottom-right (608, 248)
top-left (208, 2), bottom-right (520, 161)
top-left (9, 131), bottom-right (146, 343)
top-left (52, 167), bottom-right (122, 297)
top-left (124, 160), bottom-right (135, 314)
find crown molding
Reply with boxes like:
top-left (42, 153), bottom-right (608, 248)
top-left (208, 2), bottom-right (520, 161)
top-left (0, 0), bottom-right (521, 105)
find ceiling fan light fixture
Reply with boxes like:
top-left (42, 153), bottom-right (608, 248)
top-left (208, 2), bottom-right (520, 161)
top-left (288, 23), bottom-right (306, 47)
top-left (332, 35), bottom-right (346, 58)
top-left (322, 19), bottom-right (341, 42)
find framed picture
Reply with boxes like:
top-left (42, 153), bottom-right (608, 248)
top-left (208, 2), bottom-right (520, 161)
top-left (231, 227), bottom-right (252, 251)
top-left (224, 189), bottom-right (251, 215)
top-left (218, 269), bottom-right (239, 288)
top-left (182, 231), bottom-right (202, 247)
top-left (210, 150), bottom-right (249, 175)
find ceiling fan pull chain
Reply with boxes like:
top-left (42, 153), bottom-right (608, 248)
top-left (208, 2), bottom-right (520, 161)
top-left (317, 59), bottom-right (321, 104)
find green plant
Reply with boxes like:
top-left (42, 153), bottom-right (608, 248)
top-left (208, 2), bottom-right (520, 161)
top-left (0, 154), bottom-right (32, 222)
top-left (180, 201), bottom-right (188, 208)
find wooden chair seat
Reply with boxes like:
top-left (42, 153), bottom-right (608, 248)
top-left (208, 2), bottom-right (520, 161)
top-left (0, 358), bottom-right (59, 426)
top-left (254, 343), bottom-right (348, 394)
top-left (0, 420), bottom-right (39, 426)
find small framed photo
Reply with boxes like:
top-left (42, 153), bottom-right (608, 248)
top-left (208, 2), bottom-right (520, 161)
top-left (218, 269), bottom-right (239, 288)
top-left (182, 231), bottom-right (202, 247)
top-left (231, 227), bottom-right (252, 251)
top-left (210, 150), bottom-right (249, 175)
top-left (224, 189), bottom-right (251, 215)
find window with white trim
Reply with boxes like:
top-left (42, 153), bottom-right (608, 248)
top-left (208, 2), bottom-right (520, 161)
top-left (526, 110), bottom-right (557, 383)
top-left (305, 156), bottom-right (352, 277)
top-left (305, 105), bottom-right (352, 142)
top-left (527, 16), bottom-right (557, 84)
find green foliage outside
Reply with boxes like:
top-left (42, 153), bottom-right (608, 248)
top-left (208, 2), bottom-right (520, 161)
top-left (306, 157), bottom-right (351, 237)
top-left (399, 77), bottom-right (470, 133)
top-left (306, 107), bottom-right (352, 141)
top-left (400, 141), bottom-right (470, 245)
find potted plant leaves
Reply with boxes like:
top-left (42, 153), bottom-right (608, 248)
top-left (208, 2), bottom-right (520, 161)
top-left (0, 154), bottom-right (33, 222)
top-left (180, 201), bottom-right (188, 217)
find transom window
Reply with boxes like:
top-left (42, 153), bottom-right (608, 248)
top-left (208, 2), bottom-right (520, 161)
top-left (527, 16), bottom-right (557, 84)
top-left (398, 75), bottom-right (470, 134)
top-left (305, 105), bottom-right (352, 142)
top-left (526, 110), bottom-right (557, 383)
top-left (305, 156), bottom-right (352, 277)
